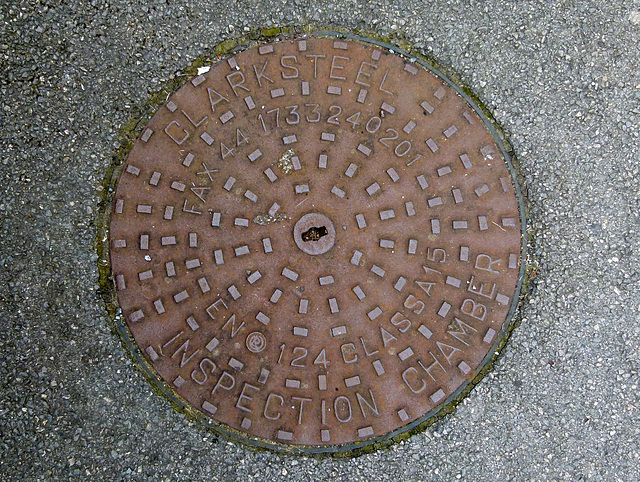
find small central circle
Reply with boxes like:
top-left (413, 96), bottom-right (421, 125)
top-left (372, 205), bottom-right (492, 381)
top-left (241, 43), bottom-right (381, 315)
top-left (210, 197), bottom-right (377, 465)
top-left (293, 213), bottom-right (336, 255)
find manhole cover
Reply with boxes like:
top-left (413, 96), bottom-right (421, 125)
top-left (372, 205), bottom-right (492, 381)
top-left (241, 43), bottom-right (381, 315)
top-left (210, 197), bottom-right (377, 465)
top-left (107, 33), bottom-right (525, 453)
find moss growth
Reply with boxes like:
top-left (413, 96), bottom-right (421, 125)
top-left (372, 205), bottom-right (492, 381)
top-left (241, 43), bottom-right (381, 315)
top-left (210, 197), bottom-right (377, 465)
top-left (261, 27), bottom-right (282, 37)
top-left (95, 25), bottom-right (535, 458)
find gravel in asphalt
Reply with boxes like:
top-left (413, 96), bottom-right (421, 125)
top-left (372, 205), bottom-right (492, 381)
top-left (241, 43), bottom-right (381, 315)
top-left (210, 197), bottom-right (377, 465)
top-left (1, 0), bottom-right (639, 480)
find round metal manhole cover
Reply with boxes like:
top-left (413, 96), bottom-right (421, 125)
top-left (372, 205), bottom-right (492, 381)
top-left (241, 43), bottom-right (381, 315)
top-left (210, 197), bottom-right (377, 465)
top-left (108, 33), bottom-right (525, 452)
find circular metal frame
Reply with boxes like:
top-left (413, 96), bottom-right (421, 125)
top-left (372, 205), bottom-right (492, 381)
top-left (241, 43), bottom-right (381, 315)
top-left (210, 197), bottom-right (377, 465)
top-left (99, 29), bottom-right (528, 455)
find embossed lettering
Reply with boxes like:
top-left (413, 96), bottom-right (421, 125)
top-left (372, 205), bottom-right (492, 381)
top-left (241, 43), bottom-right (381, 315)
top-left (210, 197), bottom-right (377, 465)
top-left (380, 326), bottom-right (397, 347)
top-left (460, 298), bottom-right (487, 321)
top-left (305, 54), bottom-right (326, 78)
top-left (182, 199), bottom-right (202, 215)
top-left (220, 142), bottom-right (235, 159)
top-left (190, 186), bottom-right (210, 203)
top-left (329, 55), bottom-right (349, 80)
top-left (436, 341), bottom-right (461, 365)
top-left (305, 103), bottom-right (321, 122)
top-left (181, 109), bottom-right (208, 128)
top-left (447, 318), bottom-right (477, 347)
top-left (468, 275), bottom-right (497, 299)
top-left (355, 61), bottom-right (378, 86)
top-left (164, 120), bottom-right (189, 145)
top-left (341, 343), bottom-right (358, 364)
top-left (197, 162), bottom-right (218, 182)
top-left (236, 382), bottom-right (259, 412)
top-left (415, 280), bottom-right (436, 297)
top-left (280, 55), bottom-right (299, 79)
top-left (402, 366), bottom-right (426, 394)
top-left (211, 370), bottom-right (235, 396)
top-left (253, 62), bottom-right (274, 87)
top-left (290, 347), bottom-right (308, 367)
top-left (321, 399), bottom-right (328, 425)
top-left (285, 105), bottom-right (300, 125)
top-left (379, 128), bottom-right (398, 147)
top-left (313, 348), bottom-right (330, 368)
top-left (171, 338), bottom-right (200, 368)
top-left (334, 396), bottom-right (352, 423)
top-left (191, 358), bottom-right (216, 385)
top-left (207, 88), bottom-right (229, 112)
top-left (360, 336), bottom-right (379, 356)
top-left (475, 254), bottom-right (502, 274)
top-left (327, 105), bottom-right (341, 125)
top-left (226, 71), bottom-right (250, 96)
top-left (394, 140), bottom-right (412, 157)
top-left (390, 312), bottom-right (411, 333)
top-left (417, 352), bottom-right (447, 381)
top-left (161, 331), bottom-right (183, 349)
top-left (222, 314), bottom-right (246, 338)
top-left (206, 298), bottom-right (228, 319)
top-left (404, 294), bottom-right (425, 314)
top-left (378, 68), bottom-right (395, 95)
top-left (427, 248), bottom-right (447, 263)
top-left (263, 393), bottom-right (283, 420)
top-left (292, 396), bottom-right (312, 424)
top-left (236, 127), bottom-right (249, 146)
top-left (356, 389), bottom-right (379, 417)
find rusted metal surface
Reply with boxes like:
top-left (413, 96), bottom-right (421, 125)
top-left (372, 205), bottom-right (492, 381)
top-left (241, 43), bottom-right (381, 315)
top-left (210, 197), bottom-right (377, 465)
top-left (109, 35), bottom-right (523, 450)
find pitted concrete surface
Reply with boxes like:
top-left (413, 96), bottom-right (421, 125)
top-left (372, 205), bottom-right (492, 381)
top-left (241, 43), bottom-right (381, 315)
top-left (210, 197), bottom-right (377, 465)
top-left (1, 1), bottom-right (639, 480)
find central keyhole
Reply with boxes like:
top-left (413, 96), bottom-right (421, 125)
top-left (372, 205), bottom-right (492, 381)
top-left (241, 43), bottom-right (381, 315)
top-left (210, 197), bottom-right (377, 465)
top-left (301, 226), bottom-right (328, 242)
top-left (293, 213), bottom-right (335, 255)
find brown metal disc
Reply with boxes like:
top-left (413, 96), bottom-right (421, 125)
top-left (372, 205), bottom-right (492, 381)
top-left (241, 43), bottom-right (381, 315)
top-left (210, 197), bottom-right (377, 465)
top-left (108, 34), bottom-right (524, 452)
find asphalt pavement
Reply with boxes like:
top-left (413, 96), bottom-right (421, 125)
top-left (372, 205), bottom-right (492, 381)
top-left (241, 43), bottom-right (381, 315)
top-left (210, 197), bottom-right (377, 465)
top-left (1, 0), bottom-right (639, 480)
